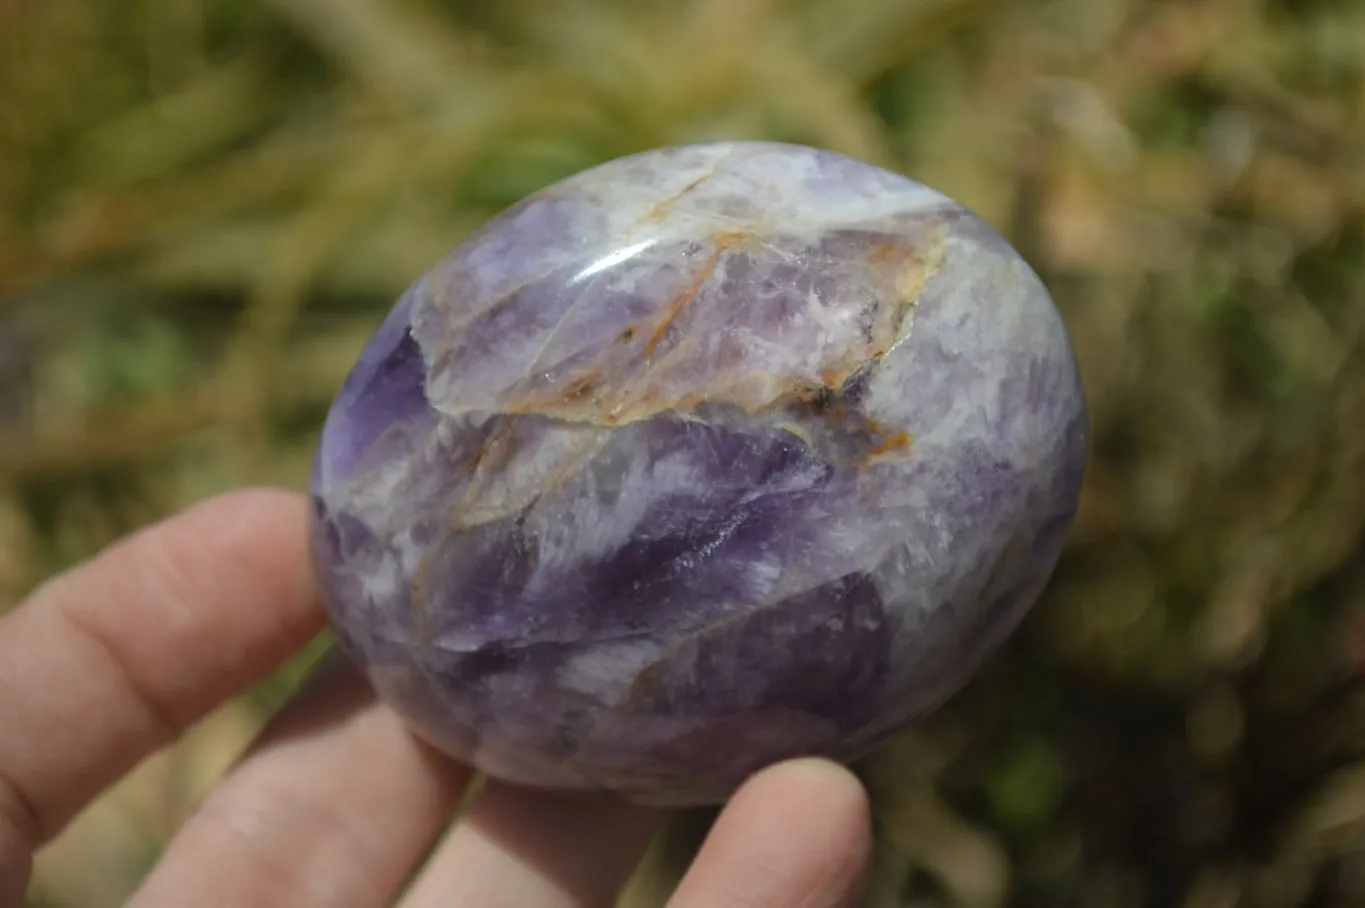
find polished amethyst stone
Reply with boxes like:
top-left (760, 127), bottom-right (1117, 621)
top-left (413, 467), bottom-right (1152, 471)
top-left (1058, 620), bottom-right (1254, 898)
top-left (309, 142), bottom-right (1087, 805)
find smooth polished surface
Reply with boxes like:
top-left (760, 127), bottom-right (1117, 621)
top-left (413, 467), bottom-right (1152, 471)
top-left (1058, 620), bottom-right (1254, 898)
top-left (309, 141), bottom-right (1088, 805)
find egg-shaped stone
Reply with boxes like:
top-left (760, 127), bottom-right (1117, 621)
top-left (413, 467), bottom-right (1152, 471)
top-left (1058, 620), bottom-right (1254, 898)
top-left (309, 141), bottom-right (1088, 806)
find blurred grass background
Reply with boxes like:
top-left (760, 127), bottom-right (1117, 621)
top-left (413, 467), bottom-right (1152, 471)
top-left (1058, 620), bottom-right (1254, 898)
top-left (1, 0), bottom-right (1362, 905)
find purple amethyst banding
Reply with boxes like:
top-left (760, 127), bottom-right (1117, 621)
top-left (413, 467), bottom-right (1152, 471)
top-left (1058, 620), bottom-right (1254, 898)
top-left (309, 141), bottom-right (1088, 806)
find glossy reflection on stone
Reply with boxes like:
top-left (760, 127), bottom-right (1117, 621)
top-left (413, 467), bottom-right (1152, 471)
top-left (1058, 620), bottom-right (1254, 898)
top-left (309, 141), bottom-right (1088, 805)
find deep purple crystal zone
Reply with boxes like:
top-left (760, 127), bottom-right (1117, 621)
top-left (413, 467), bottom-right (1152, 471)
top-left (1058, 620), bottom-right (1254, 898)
top-left (309, 141), bottom-right (1088, 805)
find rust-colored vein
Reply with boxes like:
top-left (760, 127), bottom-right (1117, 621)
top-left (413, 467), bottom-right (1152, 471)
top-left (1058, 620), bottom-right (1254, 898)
top-left (861, 429), bottom-right (914, 464)
top-left (867, 241), bottom-right (909, 263)
top-left (643, 171), bottom-right (712, 222)
top-left (638, 148), bottom-right (742, 224)
top-left (448, 422), bottom-right (519, 523)
top-left (894, 225), bottom-right (946, 336)
top-left (642, 230), bottom-right (745, 356)
top-left (563, 374), bottom-right (598, 403)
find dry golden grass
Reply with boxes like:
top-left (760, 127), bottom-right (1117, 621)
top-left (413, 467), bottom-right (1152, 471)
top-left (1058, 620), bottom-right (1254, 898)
top-left (2, 1), bottom-right (1363, 905)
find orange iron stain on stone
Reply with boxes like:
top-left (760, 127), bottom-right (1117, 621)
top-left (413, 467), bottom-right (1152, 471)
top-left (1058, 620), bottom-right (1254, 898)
top-left (642, 231), bottom-right (748, 357)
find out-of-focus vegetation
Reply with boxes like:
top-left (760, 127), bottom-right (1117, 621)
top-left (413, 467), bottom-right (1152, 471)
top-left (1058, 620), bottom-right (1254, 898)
top-left (2, 0), bottom-right (1362, 905)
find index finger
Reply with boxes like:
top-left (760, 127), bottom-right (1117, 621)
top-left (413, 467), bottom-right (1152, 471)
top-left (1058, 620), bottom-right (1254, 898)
top-left (0, 489), bottom-right (325, 890)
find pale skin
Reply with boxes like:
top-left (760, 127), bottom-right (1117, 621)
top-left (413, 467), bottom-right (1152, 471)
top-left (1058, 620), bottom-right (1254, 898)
top-left (0, 489), bottom-right (872, 907)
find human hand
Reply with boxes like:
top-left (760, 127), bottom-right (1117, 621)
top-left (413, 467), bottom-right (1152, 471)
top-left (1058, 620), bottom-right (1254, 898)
top-left (0, 489), bottom-right (872, 907)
